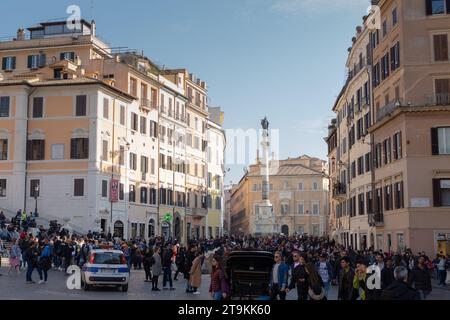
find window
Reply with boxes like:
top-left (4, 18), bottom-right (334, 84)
top-left (74, 179), bottom-right (84, 197)
top-left (103, 98), bottom-right (109, 119)
top-left (371, 30), bottom-right (379, 49)
top-left (120, 105), bottom-right (125, 125)
top-left (431, 127), bottom-right (450, 155)
top-left (102, 140), bottom-right (109, 161)
top-left (140, 116), bottom-right (147, 134)
top-left (2, 56), bottom-right (16, 70)
top-left (393, 132), bottom-right (402, 160)
top-left (358, 156), bottom-right (364, 175)
top-left (383, 138), bottom-right (392, 165)
top-left (141, 187), bottom-right (148, 204)
top-left (382, 20), bottom-right (388, 37)
top-left (312, 202), bottom-right (320, 215)
top-left (381, 53), bottom-right (390, 80)
top-left (434, 34), bottom-right (449, 62)
top-left (129, 153), bottom-right (137, 171)
top-left (394, 182), bottom-right (404, 209)
top-left (0, 179), bottom-right (6, 197)
top-left (151, 158), bottom-right (155, 175)
top-left (76, 95), bottom-right (87, 116)
top-left (119, 183), bottom-right (124, 201)
top-left (366, 191), bottom-right (373, 214)
top-left (27, 55), bottom-right (42, 69)
top-left (129, 185), bottom-right (136, 203)
top-left (375, 143), bottom-right (382, 168)
top-left (281, 204), bottom-right (289, 215)
top-left (150, 188), bottom-right (157, 205)
top-left (0, 97), bottom-right (10, 117)
top-left (129, 78), bottom-right (137, 96)
top-left (60, 52), bottom-right (75, 61)
top-left (30, 180), bottom-right (40, 197)
top-left (298, 203), bottom-right (304, 214)
top-left (435, 79), bottom-right (450, 105)
top-left (298, 183), bottom-right (303, 190)
top-left (384, 185), bottom-right (393, 211)
top-left (32, 97), bottom-right (43, 118)
top-left (51, 144), bottom-right (64, 160)
top-left (390, 42), bottom-right (401, 71)
top-left (433, 179), bottom-right (450, 207)
top-left (141, 156), bottom-right (148, 174)
top-left (392, 8), bottom-right (398, 26)
top-left (426, 0), bottom-right (447, 15)
top-left (102, 180), bottom-right (108, 198)
top-left (365, 153), bottom-right (372, 173)
top-left (313, 182), bottom-right (319, 190)
top-left (150, 121), bottom-right (158, 138)
top-left (358, 194), bottom-right (365, 215)
top-left (27, 140), bottom-right (45, 160)
top-left (71, 138), bottom-right (89, 159)
top-left (0, 139), bottom-right (8, 160)
top-left (131, 113), bottom-right (138, 131)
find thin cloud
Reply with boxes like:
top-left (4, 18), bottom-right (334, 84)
top-left (271, 0), bottom-right (369, 14)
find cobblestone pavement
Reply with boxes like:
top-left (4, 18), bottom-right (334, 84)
top-left (1, 258), bottom-right (449, 300)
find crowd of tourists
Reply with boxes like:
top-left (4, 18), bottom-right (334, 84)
top-left (0, 213), bottom-right (449, 301)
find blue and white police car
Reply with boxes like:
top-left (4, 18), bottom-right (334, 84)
top-left (81, 249), bottom-right (130, 292)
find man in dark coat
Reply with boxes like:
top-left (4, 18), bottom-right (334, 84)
top-left (381, 257), bottom-right (396, 290)
top-left (408, 255), bottom-right (432, 300)
top-left (288, 252), bottom-right (309, 300)
top-left (381, 266), bottom-right (420, 300)
top-left (338, 256), bottom-right (355, 300)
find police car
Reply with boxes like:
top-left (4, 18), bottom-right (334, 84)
top-left (81, 249), bottom-right (130, 292)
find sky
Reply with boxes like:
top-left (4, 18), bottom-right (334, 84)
top-left (1, 0), bottom-right (371, 184)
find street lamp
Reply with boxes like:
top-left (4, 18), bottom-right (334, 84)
top-left (34, 184), bottom-right (40, 218)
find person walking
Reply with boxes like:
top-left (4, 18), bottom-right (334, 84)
top-left (289, 251), bottom-right (308, 300)
top-left (189, 250), bottom-right (204, 295)
top-left (270, 251), bottom-right (289, 300)
top-left (185, 245), bottom-right (196, 293)
top-left (315, 253), bottom-right (333, 298)
top-left (143, 247), bottom-right (153, 283)
top-left (151, 247), bottom-right (162, 291)
top-left (381, 266), bottom-right (421, 300)
top-left (409, 255), bottom-right (432, 300)
top-left (209, 255), bottom-right (229, 301)
top-left (305, 262), bottom-right (326, 301)
top-left (174, 247), bottom-right (186, 281)
top-left (37, 240), bottom-right (51, 284)
top-left (338, 256), bottom-right (355, 300)
top-left (8, 239), bottom-right (22, 275)
top-left (24, 240), bottom-right (39, 284)
top-left (381, 257), bottom-right (396, 290)
top-left (437, 254), bottom-right (447, 287)
top-left (162, 245), bottom-right (175, 290)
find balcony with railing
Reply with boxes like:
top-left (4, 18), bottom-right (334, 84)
top-left (427, 93), bottom-right (450, 106)
top-left (186, 207), bottom-right (207, 218)
top-left (368, 211), bottom-right (384, 227)
top-left (139, 98), bottom-right (152, 112)
top-left (376, 99), bottom-right (400, 123)
top-left (332, 182), bottom-right (347, 199)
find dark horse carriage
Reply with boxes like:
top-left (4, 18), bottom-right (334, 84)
top-left (225, 251), bottom-right (274, 300)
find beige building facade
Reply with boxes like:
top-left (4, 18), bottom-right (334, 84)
top-left (230, 156), bottom-right (328, 237)
top-left (327, 0), bottom-right (450, 255)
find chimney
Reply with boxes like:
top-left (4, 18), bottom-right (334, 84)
top-left (17, 28), bottom-right (26, 41)
top-left (91, 20), bottom-right (96, 36)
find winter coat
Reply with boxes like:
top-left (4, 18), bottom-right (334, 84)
top-left (409, 266), bottom-right (432, 292)
top-left (381, 281), bottom-right (421, 300)
top-left (189, 256), bottom-right (203, 288)
top-left (151, 253), bottom-right (162, 276)
top-left (338, 268), bottom-right (355, 300)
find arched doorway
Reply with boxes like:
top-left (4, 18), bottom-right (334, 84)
top-left (174, 217), bottom-right (181, 240)
top-left (281, 225), bottom-right (289, 236)
top-left (114, 221), bottom-right (124, 238)
top-left (148, 219), bottom-right (155, 238)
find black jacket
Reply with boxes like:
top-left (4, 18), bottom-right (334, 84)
top-left (289, 263), bottom-right (308, 292)
top-left (338, 268), bottom-right (355, 300)
top-left (408, 266), bottom-right (432, 292)
top-left (381, 267), bottom-right (395, 290)
top-left (381, 281), bottom-right (421, 300)
top-left (162, 249), bottom-right (173, 268)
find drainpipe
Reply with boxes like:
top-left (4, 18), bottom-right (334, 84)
top-left (24, 87), bottom-right (37, 212)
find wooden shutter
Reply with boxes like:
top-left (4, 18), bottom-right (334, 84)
top-left (39, 54), bottom-right (46, 68)
top-left (60, 53), bottom-right (65, 61)
top-left (426, 0), bottom-right (433, 15)
top-left (433, 179), bottom-right (442, 207)
top-left (393, 134), bottom-right (398, 160)
top-left (1, 58), bottom-right (6, 70)
top-left (27, 56), bottom-right (33, 69)
top-left (70, 139), bottom-right (76, 159)
top-left (26, 140), bottom-right (32, 160)
top-left (447, 0), bottom-right (450, 13)
top-left (431, 127), bottom-right (439, 155)
top-left (400, 181), bottom-right (404, 208)
top-left (39, 140), bottom-right (45, 160)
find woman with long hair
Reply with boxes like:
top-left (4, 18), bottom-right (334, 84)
top-left (305, 262), bottom-right (326, 301)
top-left (209, 255), bottom-right (229, 300)
top-left (8, 239), bottom-right (21, 275)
